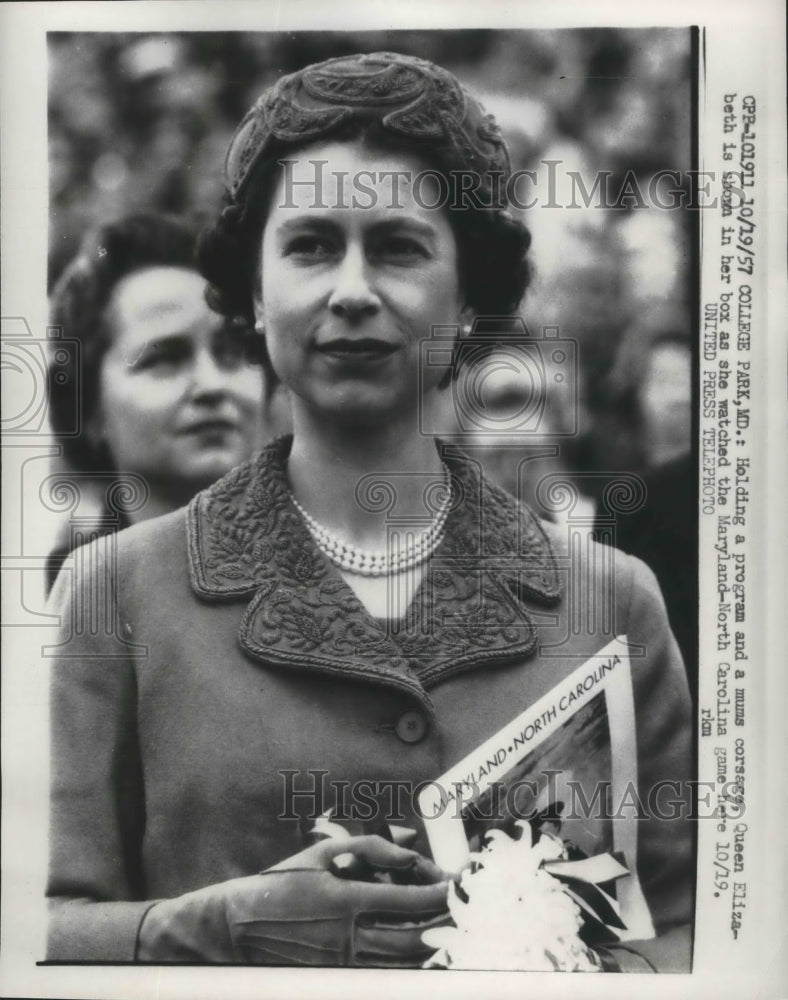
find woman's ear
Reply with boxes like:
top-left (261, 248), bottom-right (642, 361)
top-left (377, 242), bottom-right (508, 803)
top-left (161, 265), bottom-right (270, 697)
top-left (437, 309), bottom-right (474, 392)
top-left (252, 288), bottom-right (265, 336)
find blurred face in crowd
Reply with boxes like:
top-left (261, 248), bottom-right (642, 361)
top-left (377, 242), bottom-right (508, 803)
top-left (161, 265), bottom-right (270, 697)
top-left (94, 266), bottom-right (266, 496)
top-left (451, 347), bottom-right (576, 503)
top-left (255, 140), bottom-right (466, 429)
top-left (640, 340), bottom-right (691, 465)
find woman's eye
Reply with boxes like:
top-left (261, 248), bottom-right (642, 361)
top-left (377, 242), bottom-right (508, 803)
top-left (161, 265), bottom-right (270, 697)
top-left (284, 235), bottom-right (337, 260)
top-left (132, 342), bottom-right (189, 372)
top-left (375, 237), bottom-right (428, 261)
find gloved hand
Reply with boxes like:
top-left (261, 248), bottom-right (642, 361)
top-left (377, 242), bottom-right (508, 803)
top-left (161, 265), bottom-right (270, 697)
top-left (137, 835), bottom-right (450, 966)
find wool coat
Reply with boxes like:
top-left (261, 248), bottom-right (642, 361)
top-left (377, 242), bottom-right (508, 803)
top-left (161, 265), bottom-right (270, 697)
top-left (47, 437), bottom-right (694, 971)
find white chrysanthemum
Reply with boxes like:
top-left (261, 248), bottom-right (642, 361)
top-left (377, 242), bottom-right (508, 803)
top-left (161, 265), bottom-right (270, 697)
top-left (423, 827), bottom-right (600, 972)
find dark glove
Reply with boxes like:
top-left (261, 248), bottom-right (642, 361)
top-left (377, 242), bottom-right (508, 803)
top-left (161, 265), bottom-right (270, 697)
top-left (137, 835), bottom-right (450, 966)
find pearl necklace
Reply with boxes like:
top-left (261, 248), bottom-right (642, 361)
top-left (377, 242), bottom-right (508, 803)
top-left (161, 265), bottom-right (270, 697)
top-left (290, 466), bottom-right (452, 577)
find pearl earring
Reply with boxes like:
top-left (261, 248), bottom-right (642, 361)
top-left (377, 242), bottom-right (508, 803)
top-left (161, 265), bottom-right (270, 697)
top-left (255, 320), bottom-right (266, 336)
top-left (461, 323), bottom-right (472, 336)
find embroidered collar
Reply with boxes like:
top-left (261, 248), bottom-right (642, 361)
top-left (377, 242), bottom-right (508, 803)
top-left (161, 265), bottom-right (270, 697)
top-left (188, 436), bottom-right (560, 710)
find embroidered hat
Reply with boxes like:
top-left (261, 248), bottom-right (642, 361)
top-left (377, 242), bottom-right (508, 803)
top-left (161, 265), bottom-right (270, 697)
top-left (224, 51), bottom-right (511, 202)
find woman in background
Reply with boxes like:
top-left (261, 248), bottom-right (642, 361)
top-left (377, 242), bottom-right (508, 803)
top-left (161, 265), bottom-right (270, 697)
top-left (46, 212), bottom-right (283, 587)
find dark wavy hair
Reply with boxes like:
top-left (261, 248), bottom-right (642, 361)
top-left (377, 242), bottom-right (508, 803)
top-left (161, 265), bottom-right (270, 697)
top-left (197, 119), bottom-right (532, 385)
top-left (48, 212), bottom-right (201, 471)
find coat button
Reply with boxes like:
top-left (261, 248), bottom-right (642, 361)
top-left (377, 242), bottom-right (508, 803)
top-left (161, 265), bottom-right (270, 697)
top-left (395, 711), bottom-right (428, 744)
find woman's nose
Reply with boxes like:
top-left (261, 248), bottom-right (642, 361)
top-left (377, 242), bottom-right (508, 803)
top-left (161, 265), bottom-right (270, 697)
top-left (190, 348), bottom-right (232, 400)
top-left (327, 245), bottom-right (381, 320)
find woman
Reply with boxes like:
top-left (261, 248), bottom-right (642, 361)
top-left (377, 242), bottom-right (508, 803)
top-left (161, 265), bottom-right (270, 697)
top-left (47, 53), bottom-right (693, 971)
top-left (46, 212), bottom-right (279, 588)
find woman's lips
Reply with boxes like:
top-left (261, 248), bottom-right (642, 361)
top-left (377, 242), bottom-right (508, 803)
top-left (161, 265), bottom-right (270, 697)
top-left (179, 418), bottom-right (239, 436)
top-left (317, 338), bottom-right (398, 361)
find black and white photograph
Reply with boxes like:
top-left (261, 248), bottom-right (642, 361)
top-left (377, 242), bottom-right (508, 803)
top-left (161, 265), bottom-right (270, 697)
top-left (1, 2), bottom-right (785, 999)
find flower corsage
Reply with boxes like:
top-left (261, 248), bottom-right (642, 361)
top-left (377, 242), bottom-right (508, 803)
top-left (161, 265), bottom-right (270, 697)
top-left (422, 821), bottom-right (628, 971)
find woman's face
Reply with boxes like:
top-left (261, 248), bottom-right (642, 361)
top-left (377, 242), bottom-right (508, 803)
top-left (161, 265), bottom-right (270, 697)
top-left (255, 140), bottom-right (468, 427)
top-left (95, 266), bottom-right (266, 491)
